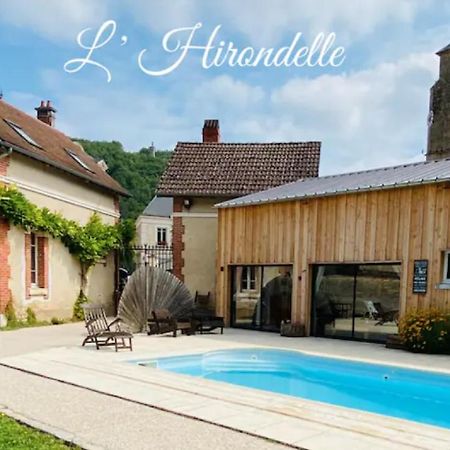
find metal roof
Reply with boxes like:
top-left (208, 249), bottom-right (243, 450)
top-left (142, 196), bottom-right (173, 217)
top-left (218, 158), bottom-right (450, 208)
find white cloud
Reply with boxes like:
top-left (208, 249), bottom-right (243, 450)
top-left (268, 52), bottom-right (438, 173)
top-left (127, 0), bottom-right (429, 46)
top-left (6, 44), bottom-right (441, 177)
top-left (189, 75), bottom-right (264, 112)
top-left (0, 0), bottom-right (109, 41)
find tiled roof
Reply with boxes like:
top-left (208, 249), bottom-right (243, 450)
top-left (0, 100), bottom-right (128, 196)
top-left (142, 196), bottom-right (173, 217)
top-left (218, 158), bottom-right (450, 208)
top-left (157, 142), bottom-right (321, 197)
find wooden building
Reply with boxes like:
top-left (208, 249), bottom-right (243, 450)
top-left (215, 42), bottom-right (450, 343)
top-left (216, 161), bottom-right (450, 342)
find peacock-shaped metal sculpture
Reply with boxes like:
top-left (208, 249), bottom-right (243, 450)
top-left (118, 266), bottom-right (194, 332)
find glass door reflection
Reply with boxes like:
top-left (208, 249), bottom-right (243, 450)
top-left (231, 265), bottom-right (292, 332)
top-left (312, 263), bottom-right (400, 342)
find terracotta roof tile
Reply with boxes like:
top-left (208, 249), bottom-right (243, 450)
top-left (0, 100), bottom-right (128, 196)
top-left (157, 141), bottom-right (321, 197)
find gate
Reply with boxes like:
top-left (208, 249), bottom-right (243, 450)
top-left (131, 244), bottom-right (173, 272)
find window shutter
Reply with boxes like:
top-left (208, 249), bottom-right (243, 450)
top-left (37, 236), bottom-right (48, 289)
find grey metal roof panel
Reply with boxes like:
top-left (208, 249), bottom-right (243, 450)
top-left (142, 196), bottom-right (173, 217)
top-left (218, 158), bottom-right (450, 208)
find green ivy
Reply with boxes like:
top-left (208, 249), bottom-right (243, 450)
top-left (0, 185), bottom-right (132, 314)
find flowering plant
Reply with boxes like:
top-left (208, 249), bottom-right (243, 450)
top-left (399, 308), bottom-right (450, 354)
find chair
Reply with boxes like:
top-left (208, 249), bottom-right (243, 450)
top-left (192, 308), bottom-right (225, 334)
top-left (194, 291), bottom-right (211, 309)
top-left (364, 300), bottom-right (399, 325)
top-left (148, 309), bottom-right (193, 337)
top-left (193, 291), bottom-right (224, 334)
top-left (373, 302), bottom-right (399, 326)
top-left (82, 304), bottom-right (133, 351)
top-left (364, 300), bottom-right (379, 320)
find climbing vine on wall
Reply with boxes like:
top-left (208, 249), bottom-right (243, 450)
top-left (0, 185), bottom-right (131, 317)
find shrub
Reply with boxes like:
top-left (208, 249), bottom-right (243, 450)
top-left (4, 301), bottom-right (17, 325)
top-left (50, 317), bottom-right (64, 325)
top-left (72, 292), bottom-right (89, 321)
top-left (399, 308), bottom-right (450, 354)
top-left (26, 307), bottom-right (37, 325)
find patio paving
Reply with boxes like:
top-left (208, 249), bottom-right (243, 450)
top-left (1, 323), bottom-right (450, 449)
top-left (0, 323), bottom-right (287, 450)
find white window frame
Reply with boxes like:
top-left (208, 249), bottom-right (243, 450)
top-left (156, 227), bottom-right (167, 245)
top-left (30, 232), bottom-right (39, 287)
top-left (443, 251), bottom-right (450, 283)
top-left (241, 266), bottom-right (257, 291)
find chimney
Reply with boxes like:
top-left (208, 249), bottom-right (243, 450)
top-left (426, 44), bottom-right (450, 161)
top-left (202, 119), bottom-right (220, 143)
top-left (35, 100), bottom-right (56, 127)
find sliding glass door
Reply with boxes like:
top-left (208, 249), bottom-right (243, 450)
top-left (312, 263), bottom-right (400, 342)
top-left (231, 265), bottom-right (292, 332)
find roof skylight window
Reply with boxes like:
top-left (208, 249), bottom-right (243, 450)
top-left (65, 148), bottom-right (94, 173)
top-left (4, 119), bottom-right (41, 148)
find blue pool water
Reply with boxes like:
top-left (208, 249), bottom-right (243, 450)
top-left (142, 348), bottom-right (450, 429)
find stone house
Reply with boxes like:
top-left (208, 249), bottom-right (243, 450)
top-left (157, 120), bottom-right (321, 306)
top-left (136, 196), bottom-right (173, 247)
top-left (0, 99), bottom-right (128, 322)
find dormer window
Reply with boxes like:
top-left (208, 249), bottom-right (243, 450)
top-left (4, 119), bottom-right (41, 148)
top-left (65, 149), bottom-right (94, 172)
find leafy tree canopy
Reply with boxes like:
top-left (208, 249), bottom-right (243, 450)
top-left (75, 139), bottom-right (171, 220)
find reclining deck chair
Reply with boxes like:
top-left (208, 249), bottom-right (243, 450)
top-left (82, 304), bottom-right (133, 351)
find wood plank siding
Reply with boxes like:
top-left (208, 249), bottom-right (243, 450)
top-left (216, 183), bottom-right (450, 332)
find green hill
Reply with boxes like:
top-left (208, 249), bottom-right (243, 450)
top-left (76, 139), bottom-right (171, 220)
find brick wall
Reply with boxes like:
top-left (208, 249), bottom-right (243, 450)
top-left (0, 155), bottom-right (9, 175)
top-left (0, 154), bottom-right (10, 313)
top-left (172, 197), bottom-right (184, 281)
top-left (0, 219), bottom-right (10, 313)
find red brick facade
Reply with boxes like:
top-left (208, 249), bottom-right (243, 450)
top-left (0, 218), bottom-right (11, 313)
top-left (172, 197), bottom-right (184, 281)
top-left (0, 155), bottom-right (9, 175)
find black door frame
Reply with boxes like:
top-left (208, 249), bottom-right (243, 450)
top-left (230, 264), bottom-right (293, 332)
top-left (311, 262), bottom-right (401, 343)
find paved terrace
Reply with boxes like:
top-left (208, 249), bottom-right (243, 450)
top-left (1, 323), bottom-right (450, 449)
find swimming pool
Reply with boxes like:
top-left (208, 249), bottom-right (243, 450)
top-left (142, 348), bottom-right (450, 429)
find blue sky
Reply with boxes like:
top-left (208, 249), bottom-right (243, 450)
top-left (0, 0), bottom-right (449, 175)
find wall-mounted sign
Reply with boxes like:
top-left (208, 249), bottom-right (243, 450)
top-left (413, 259), bottom-right (428, 294)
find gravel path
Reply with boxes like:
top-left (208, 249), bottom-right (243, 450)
top-left (0, 324), bottom-right (289, 450)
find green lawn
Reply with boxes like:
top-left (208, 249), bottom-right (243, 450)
top-left (0, 413), bottom-right (78, 449)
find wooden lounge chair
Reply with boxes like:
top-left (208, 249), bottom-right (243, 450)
top-left (192, 292), bottom-right (224, 334)
top-left (364, 301), bottom-right (399, 325)
top-left (148, 308), bottom-right (193, 337)
top-left (82, 304), bottom-right (133, 351)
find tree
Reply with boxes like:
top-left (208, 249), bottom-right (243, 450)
top-left (75, 139), bottom-right (171, 220)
